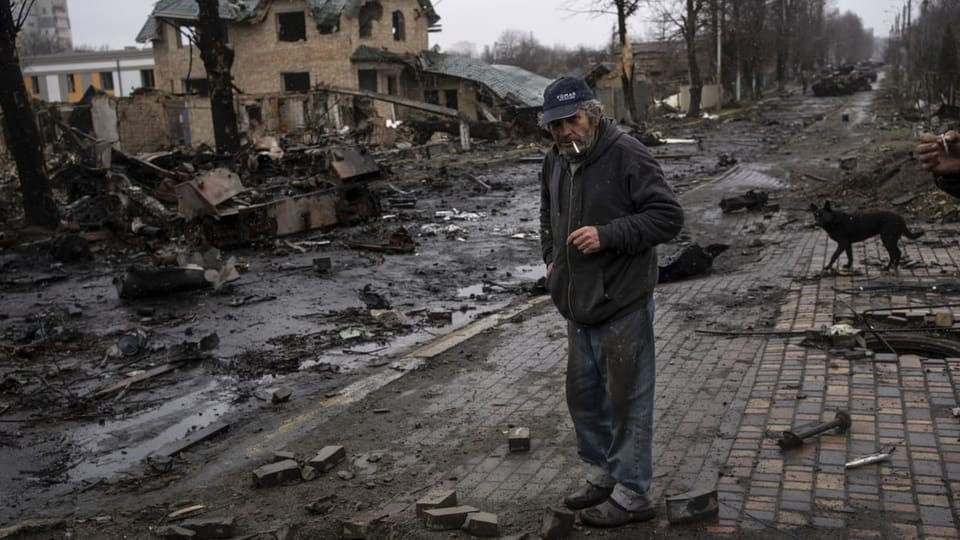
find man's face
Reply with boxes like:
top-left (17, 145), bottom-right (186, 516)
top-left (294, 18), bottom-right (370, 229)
top-left (547, 108), bottom-right (599, 157)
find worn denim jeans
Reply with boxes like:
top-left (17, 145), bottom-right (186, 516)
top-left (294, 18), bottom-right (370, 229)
top-left (566, 299), bottom-right (655, 508)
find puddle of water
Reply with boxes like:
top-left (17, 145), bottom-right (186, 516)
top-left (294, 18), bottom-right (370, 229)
top-left (68, 377), bottom-right (234, 481)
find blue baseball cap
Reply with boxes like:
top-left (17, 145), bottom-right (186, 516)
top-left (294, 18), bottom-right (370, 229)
top-left (541, 76), bottom-right (595, 125)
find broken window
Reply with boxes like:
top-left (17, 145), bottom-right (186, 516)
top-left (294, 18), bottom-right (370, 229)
top-left (392, 10), bottom-right (405, 41)
top-left (387, 75), bottom-right (397, 96)
top-left (176, 24), bottom-right (193, 48)
top-left (29, 76), bottom-right (40, 94)
top-left (424, 89), bottom-right (439, 105)
top-left (66, 73), bottom-right (77, 93)
top-left (184, 78), bottom-right (209, 96)
top-left (358, 1), bottom-right (382, 38)
top-left (358, 69), bottom-right (378, 92)
top-left (444, 89), bottom-right (458, 110)
top-left (100, 72), bottom-right (114, 91)
top-left (140, 69), bottom-right (155, 89)
top-left (283, 72), bottom-right (310, 93)
top-left (277, 11), bottom-right (306, 42)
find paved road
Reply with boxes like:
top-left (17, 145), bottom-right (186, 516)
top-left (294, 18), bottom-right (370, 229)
top-left (28, 86), bottom-right (960, 539)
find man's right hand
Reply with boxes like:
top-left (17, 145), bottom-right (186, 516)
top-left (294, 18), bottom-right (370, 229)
top-left (917, 130), bottom-right (960, 174)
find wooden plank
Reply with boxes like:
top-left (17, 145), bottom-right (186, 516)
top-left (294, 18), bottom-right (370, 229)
top-left (150, 421), bottom-right (231, 458)
top-left (90, 363), bottom-right (181, 398)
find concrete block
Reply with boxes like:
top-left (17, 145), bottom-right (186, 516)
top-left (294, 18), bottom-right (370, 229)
top-left (154, 525), bottom-right (196, 539)
top-left (428, 310), bottom-right (453, 324)
top-left (935, 312), bottom-right (954, 328)
top-left (252, 459), bottom-right (301, 488)
top-left (272, 450), bottom-right (296, 462)
top-left (540, 507), bottom-right (575, 539)
top-left (462, 511), bottom-right (499, 537)
top-left (666, 487), bottom-right (719, 524)
top-left (179, 516), bottom-right (236, 539)
top-left (313, 257), bottom-right (332, 273)
top-left (308, 445), bottom-right (346, 472)
top-left (508, 427), bottom-right (530, 452)
top-left (270, 387), bottom-right (292, 403)
top-left (341, 511), bottom-right (389, 539)
top-left (415, 489), bottom-right (457, 517)
top-left (422, 505), bottom-right (478, 530)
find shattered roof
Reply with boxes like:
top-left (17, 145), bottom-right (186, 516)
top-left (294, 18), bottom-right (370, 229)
top-left (137, 0), bottom-right (440, 43)
top-left (351, 44), bottom-right (411, 63)
top-left (420, 53), bottom-right (551, 109)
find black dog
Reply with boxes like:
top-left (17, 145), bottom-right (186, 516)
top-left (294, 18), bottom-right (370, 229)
top-left (810, 201), bottom-right (923, 270)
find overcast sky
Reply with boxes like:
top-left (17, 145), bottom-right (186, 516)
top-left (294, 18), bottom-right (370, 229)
top-left (67, 0), bottom-right (903, 52)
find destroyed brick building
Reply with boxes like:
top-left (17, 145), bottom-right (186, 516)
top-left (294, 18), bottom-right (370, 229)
top-left (135, 0), bottom-right (439, 101)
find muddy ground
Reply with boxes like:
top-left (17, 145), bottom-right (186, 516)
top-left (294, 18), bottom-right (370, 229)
top-left (2, 73), bottom-right (957, 539)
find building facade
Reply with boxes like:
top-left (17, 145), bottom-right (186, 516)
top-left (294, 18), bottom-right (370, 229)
top-left (21, 0), bottom-right (72, 50)
top-left (136, 0), bottom-right (440, 97)
top-left (21, 49), bottom-right (156, 102)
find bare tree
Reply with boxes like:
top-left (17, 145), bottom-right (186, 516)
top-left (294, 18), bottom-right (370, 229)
top-left (0, 0), bottom-right (59, 229)
top-left (564, 1), bottom-right (641, 123)
top-left (16, 28), bottom-right (65, 56)
top-left (195, 0), bottom-right (240, 154)
top-left (653, 0), bottom-right (706, 116)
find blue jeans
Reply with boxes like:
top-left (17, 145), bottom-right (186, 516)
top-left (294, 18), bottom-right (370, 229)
top-left (566, 299), bottom-right (655, 503)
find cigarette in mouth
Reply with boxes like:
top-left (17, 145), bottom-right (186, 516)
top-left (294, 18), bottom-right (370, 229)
top-left (572, 141), bottom-right (580, 153)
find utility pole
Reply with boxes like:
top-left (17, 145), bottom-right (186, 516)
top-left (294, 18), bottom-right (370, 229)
top-left (716, 2), bottom-right (722, 113)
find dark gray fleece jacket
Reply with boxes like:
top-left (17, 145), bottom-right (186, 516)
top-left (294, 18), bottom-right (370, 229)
top-left (539, 118), bottom-right (684, 325)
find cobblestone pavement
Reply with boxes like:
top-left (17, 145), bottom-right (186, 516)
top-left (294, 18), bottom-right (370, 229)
top-left (380, 192), bottom-right (960, 539)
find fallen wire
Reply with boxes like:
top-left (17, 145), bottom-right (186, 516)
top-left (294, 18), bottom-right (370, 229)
top-left (718, 499), bottom-right (805, 540)
top-left (695, 329), bottom-right (808, 337)
top-left (834, 297), bottom-right (895, 354)
top-left (834, 284), bottom-right (960, 295)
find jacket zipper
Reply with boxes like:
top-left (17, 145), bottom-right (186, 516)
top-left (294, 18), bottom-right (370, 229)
top-left (565, 165), bottom-right (576, 322)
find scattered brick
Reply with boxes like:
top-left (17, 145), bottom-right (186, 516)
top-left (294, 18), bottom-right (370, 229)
top-left (463, 511), bottom-right (499, 537)
top-left (252, 459), bottom-right (301, 488)
top-left (309, 445), bottom-right (346, 472)
top-left (270, 387), bottom-right (292, 403)
top-left (154, 525), bottom-right (196, 539)
top-left (540, 507), bottom-right (575, 539)
top-left (179, 516), bottom-right (236, 539)
top-left (300, 465), bottom-right (318, 481)
top-left (666, 487), bottom-right (719, 524)
top-left (508, 427), bottom-right (531, 452)
top-left (272, 450), bottom-right (296, 462)
top-left (341, 511), bottom-right (389, 539)
top-left (422, 505), bottom-right (479, 530)
top-left (415, 489), bottom-right (457, 517)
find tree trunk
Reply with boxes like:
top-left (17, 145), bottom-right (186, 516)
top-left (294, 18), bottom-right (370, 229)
top-left (0, 0), bottom-right (59, 229)
top-left (196, 0), bottom-right (240, 155)
top-left (617, 1), bottom-right (637, 124)
top-left (685, 0), bottom-right (703, 118)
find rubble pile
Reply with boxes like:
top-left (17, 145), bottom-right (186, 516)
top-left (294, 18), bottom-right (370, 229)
top-left (811, 65), bottom-right (874, 97)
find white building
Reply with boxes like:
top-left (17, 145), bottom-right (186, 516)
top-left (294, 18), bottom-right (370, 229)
top-left (21, 49), bottom-right (156, 103)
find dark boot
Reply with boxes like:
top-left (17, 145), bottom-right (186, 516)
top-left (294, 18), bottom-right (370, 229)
top-left (580, 498), bottom-right (656, 527)
top-left (563, 483), bottom-right (614, 510)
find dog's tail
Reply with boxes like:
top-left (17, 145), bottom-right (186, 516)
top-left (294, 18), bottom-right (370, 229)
top-left (905, 227), bottom-right (924, 239)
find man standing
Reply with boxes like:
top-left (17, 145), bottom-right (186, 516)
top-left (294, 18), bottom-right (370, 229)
top-left (539, 76), bottom-right (683, 527)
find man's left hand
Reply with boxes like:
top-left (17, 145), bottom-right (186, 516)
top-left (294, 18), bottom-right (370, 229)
top-left (567, 226), bottom-right (600, 254)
